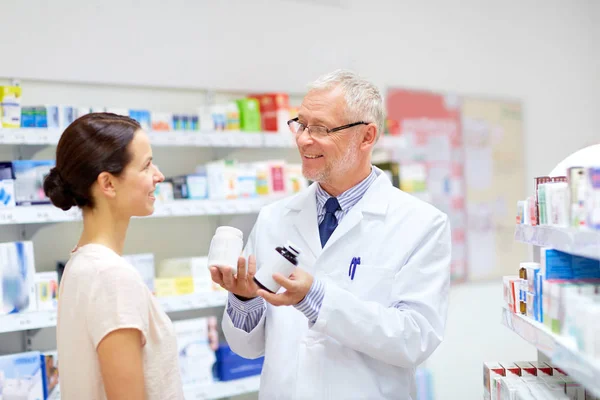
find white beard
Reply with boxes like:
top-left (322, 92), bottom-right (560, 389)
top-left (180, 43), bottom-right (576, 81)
top-left (302, 138), bottom-right (359, 185)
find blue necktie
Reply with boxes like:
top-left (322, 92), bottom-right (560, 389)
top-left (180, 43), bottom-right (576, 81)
top-left (319, 197), bottom-right (340, 247)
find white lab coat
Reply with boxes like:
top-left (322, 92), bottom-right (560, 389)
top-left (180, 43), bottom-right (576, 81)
top-left (222, 168), bottom-right (451, 400)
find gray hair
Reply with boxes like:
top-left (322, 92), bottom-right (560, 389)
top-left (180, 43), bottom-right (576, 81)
top-left (308, 69), bottom-right (385, 140)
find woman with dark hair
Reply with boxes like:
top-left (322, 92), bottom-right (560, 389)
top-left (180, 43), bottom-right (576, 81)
top-left (45, 113), bottom-right (184, 399)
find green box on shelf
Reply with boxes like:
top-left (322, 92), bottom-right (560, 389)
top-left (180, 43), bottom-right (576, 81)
top-left (236, 98), bottom-right (262, 132)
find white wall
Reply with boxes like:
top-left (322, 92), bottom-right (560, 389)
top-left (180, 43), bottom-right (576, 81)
top-left (2, 0), bottom-right (598, 179)
top-left (1, 1), bottom-right (598, 399)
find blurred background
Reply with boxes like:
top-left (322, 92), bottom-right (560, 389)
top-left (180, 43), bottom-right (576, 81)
top-left (0, 1), bottom-right (598, 399)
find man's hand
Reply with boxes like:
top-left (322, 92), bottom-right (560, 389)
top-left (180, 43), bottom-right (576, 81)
top-left (257, 267), bottom-right (314, 306)
top-left (209, 255), bottom-right (259, 300)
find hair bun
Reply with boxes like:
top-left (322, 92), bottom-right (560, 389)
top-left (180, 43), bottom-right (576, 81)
top-left (43, 168), bottom-right (76, 211)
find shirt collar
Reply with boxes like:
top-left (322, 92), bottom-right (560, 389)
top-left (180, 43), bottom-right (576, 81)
top-left (316, 167), bottom-right (378, 214)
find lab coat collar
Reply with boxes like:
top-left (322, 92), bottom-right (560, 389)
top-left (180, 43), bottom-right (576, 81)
top-left (286, 167), bottom-right (391, 258)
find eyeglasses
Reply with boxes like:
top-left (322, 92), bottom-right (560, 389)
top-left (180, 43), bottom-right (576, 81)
top-left (287, 117), bottom-right (370, 138)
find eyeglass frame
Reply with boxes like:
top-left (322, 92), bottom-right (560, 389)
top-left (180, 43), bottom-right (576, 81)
top-left (287, 117), bottom-right (371, 137)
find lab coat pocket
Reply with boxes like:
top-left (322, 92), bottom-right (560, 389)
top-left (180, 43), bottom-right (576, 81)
top-left (347, 265), bottom-right (394, 303)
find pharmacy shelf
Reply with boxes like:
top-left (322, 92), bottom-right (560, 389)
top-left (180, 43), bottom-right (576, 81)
top-left (514, 224), bottom-right (600, 260)
top-left (0, 128), bottom-right (408, 150)
top-left (158, 291), bottom-right (227, 313)
top-left (0, 292), bottom-right (229, 334)
top-left (0, 128), bottom-right (293, 148)
top-left (502, 307), bottom-right (600, 396)
top-left (184, 376), bottom-right (261, 400)
top-left (0, 196), bottom-right (286, 226)
top-left (49, 376), bottom-right (260, 400)
top-left (0, 310), bottom-right (57, 333)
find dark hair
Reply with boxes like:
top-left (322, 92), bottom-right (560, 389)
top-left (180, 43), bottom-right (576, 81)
top-left (43, 113), bottom-right (141, 211)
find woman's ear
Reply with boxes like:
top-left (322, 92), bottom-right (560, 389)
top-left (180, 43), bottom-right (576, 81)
top-left (97, 172), bottom-right (117, 199)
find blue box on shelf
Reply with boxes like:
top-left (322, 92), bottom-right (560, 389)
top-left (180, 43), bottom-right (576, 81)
top-left (213, 343), bottom-right (264, 382)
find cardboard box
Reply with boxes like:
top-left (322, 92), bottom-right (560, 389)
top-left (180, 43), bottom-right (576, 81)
top-left (483, 362), bottom-right (505, 400)
top-left (248, 93), bottom-right (290, 132)
top-left (0, 351), bottom-right (44, 400)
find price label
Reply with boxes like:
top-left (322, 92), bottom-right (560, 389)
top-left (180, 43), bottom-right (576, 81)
top-left (236, 383), bottom-right (248, 393)
top-left (222, 135), bottom-right (233, 146)
top-left (184, 133), bottom-right (196, 146)
top-left (36, 210), bottom-right (52, 222)
top-left (193, 203), bottom-right (206, 214)
top-left (166, 134), bottom-right (178, 144)
top-left (242, 135), bottom-right (253, 146)
top-left (0, 210), bottom-right (15, 223)
top-left (533, 228), bottom-right (548, 246)
top-left (159, 300), bottom-right (172, 312)
top-left (18, 317), bottom-right (32, 328)
top-left (192, 295), bottom-right (207, 307)
top-left (182, 298), bottom-right (194, 310)
top-left (39, 133), bottom-right (49, 144)
top-left (203, 134), bottom-right (215, 146)
top-left (205, 202), bottom-right (220, 215)
top-left (194, 390), bottom-right (208, 400)
top-left (213, 135), bottom-right (228, 147)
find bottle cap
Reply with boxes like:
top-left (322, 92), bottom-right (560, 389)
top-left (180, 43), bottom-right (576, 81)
top-left (215, 226), bottom-right (243, 239)
top-left (285, 241), bottom-right (301, 256)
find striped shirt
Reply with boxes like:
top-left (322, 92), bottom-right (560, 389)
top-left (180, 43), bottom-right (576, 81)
top-left (227, 167), bottom-right (379, 331)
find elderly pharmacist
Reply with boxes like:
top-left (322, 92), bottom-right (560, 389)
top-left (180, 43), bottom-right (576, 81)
top-left (209, 70), bottom-right (451, 400)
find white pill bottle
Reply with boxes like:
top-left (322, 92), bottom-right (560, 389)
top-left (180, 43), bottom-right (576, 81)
top-left (207, 226), bottom-right (244, 272)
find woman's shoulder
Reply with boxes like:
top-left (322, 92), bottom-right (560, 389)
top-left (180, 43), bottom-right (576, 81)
top-left (69, 244), bottom-right (140, 281)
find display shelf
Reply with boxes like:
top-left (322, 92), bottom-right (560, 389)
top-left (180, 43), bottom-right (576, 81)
top-left (47, 376), bottom-right (260, 400)
top-left (0, 310), bottom-right (57, 333)
top-left (184, 376), bottom-right (261, 400)
top-left (0, 128), bottom-right (62, 144)
top-left (501, 307), bottom-right (600, 397)
top-left (147, 131), bottom-right (265, 148)
top-left (158, 291), bottom-right (227, 313)
top-left (514, 224), bottom-right (600, 260)
top-left (0, 128), bottom-right (409, 151)
top-left (0, 292), bottom-right (229, 334)
top-left (0, 128), bottom-right (292, 148)
top-left (0, 196), bottom-right (286, 226)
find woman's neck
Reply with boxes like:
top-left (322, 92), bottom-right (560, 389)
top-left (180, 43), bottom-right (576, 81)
top-left (78, 207), bottom-right (129, 255)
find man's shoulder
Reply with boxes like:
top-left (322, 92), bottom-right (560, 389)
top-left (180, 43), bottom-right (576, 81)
top-left (258, 186), bottom-right (313, 216)
top-left (384, 185), bottom-right (448, 223)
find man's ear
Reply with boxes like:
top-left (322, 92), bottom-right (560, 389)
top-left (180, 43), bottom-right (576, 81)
top-left (361, 124), bottom-right (378, 149)
top-left (97, 171), bottom-right (117, 199)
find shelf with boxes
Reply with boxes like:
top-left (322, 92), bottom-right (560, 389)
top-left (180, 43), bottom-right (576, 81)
top-left (45, 375), bottom-right (260, 400)
top-left (0, 128), bottom-right (298, 148)
top-left (0, 292), bottom-right (229, 334)
top-left (183, 376), bottom-right (260, 400)
top-left (496, 151), bottom-right (600, 399)
top-left (0, 243), bottom-right (263, 399)
top-left (0, 195), bottom-right (287, 226)
top-left (483, 359), bottom-right (593, 399)
top-left (501, 307), bottom-right (600, 397)
top-left (0, 150), bottom-right (299, 225)
top-left (0, 127), bottom-right (406, 151)
top-left (0, 246), bottom-right (242, 336)
top-left (0, 85), bottom-right (408, 152)
top-left (0, 85), bottom-right (303, 400)
top-left (0, 318), bottom-right (263, 400)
